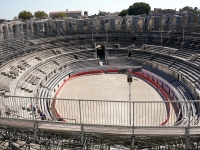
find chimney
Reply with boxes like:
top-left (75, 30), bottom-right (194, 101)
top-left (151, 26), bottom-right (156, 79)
top-left (66, 9), bottom-right (68, 12)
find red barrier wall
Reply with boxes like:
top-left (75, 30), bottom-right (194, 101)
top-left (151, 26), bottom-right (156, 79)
top-left (132, 72), bottom-right (170, 126)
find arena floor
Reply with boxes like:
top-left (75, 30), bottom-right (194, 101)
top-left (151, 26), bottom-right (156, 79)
top-left (55, 74), bottom-right (176, 126)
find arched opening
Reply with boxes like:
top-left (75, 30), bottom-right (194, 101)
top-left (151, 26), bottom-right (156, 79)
top-left (72, 20), bottom-right (77, 31)
top-left (101, 20), bottom-right (104, 25)
top-left (145, 18), bottom-right (148, 23)
top-left (28, 23), bottom-right (31, 30)
top-left (44, 23), bottom-right (48, 33)
top-left (105, 19), bottom-right (110, 31)
top-left (115, 19), bottom-right (121, 31)
top-left (94, 20), bottom-right (99, 26)
top-left (149, 18), bottom-right (154, 31)
top-left (83, 20), bottom-right (88, 26)
top-left (33, 23), bottom-right (38, 33)
top-left (188, 16), bottom-right (192, 23)
top-left (23, 24), bottom-right (27, 34)
top-left (2, 26), bottom-right (7, 34)
top-left (105, 20), bottom-right (109, 24)
top-left (96, 44), bottom-right (105, 60)
top-left (122, 19), bottom-right (126, 24)
top-left (126, 18), bottom-right (132, 30)
top-left (12, 25), bottom-right (17, 34)
top-left (138, 19), bottom-right (143, 31)
top-left (53, 22), bottom-right (57, 29)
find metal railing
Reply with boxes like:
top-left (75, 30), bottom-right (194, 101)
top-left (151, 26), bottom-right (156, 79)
top-left (0, 95), bottom-right (200, 127)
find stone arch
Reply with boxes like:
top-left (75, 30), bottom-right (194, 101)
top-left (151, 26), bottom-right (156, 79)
top-left (105, 19), bottom-right (109, 24)
top-left (83, 20), bottom-right (88, 26)
top-left (94, 19), bottom-right (99, 27)
top-left (23, 24), bottom-right (27, 32)
top-left (72, 20), bottom-right (77, 26)
top-left (188, 16), bottom-right (192, 23)
top-left (115, 18), bottom-right (121, 31)
top-left (101, 20), bottom-right (104, 25)
top-left (122, 18), bottom-right (126, 24)
top-left (53, 22), bottom-right (57, 29)
top-left (2, 26), bottom-right (7, 33)
top-left (138, 19), bottom-right (143, 31)
top-left (149, 18), bottom-right (154, 31)
top-left (115, 18), bottom-right (121, 25)
top-left (12, 24), bottom-right (17, 34)
top-left (144, 18), bottom-right (148, 24)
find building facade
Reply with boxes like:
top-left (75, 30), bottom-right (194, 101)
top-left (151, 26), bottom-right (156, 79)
top-left (49, 9), bottom-right (82, 18)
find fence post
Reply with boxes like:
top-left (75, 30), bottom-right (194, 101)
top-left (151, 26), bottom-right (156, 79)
top-left (79, 100), bottom-right (84, 148)
top-left (30, 97), bottom-right (37, 140)
top-left (131, 102), bottom-right (135, 150)
top-left (185, 101), bottom-right (191, 149)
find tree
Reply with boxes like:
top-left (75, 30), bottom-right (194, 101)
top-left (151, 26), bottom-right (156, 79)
top-left (127, 2), bottom-right (151, 15)
top-left (34, 11), bottom-right (48, 19)
top-left (194, 7), bottom-right (198, 12)
top-left (13, 16), bottom-right (18, 20)
top-left (180, 6), bottom-right (200, 14)
top-left (53, 13), bottom-right (66, 19)
top-left (18, 10), bottom-right (32, 20)
top-left (119, 9), bottom-right (128, 16)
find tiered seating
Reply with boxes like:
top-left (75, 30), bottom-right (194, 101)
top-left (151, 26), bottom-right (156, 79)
top-left (151, 55), bottom-right (174, 67)
top-left (107, 57), bottom-right (138, 66)
top-left (170, 61), bottom-right (200, 83)
top-left (107, 48), bottom-right (128, 57)
top-left (143, 66), bottom-right (175, 83)
top-left (131, 50), bottom-right (152, 61)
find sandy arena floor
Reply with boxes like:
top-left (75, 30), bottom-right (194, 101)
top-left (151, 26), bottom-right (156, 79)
top-left (55, 74), bottom-right (175, 126)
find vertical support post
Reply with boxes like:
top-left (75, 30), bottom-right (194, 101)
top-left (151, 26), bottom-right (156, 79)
top-left (30, 97), bottom-right (37, 140)
top-left (185, 101), bottom-right (191, 149)
top-left (131, 102), bottom-right (135, 150)
top-left (79, 100), bottom-right (84, 148)
top-left (129, 82), bottom-right (131, 126)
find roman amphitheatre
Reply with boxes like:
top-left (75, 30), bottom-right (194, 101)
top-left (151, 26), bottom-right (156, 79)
top-left (0, 15), bottom-right (200, 149)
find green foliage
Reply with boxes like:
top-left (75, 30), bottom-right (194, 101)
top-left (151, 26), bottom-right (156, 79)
top-left (180, 6), bottom-right (200, 14)
top-left (53, 13), bottom-right (66, 19)
top-left (98, 10), bottom-right (106, 16)
top-left (119, 9), bottom-right (128, 16)
top-left (34, 11), bottom-right (48, 19)
top-left (13, 16), bottom-right (18, 20)
top-left (127, 2), bottom-right (151, 15)
top-left (18, 10), bottom-right (32, 20)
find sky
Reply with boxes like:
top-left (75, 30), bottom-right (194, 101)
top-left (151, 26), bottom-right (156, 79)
top-left (0, 0), bottom-right (199, 20)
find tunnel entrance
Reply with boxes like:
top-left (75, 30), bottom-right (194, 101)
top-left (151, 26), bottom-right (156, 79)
top-left (96, 45), bottom-right (106, 65)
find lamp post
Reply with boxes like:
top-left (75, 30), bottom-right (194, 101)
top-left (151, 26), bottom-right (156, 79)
top-left (127, 68), bottom-right (132, 126)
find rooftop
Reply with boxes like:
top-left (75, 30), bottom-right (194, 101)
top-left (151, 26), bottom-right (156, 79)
top-left (49, 10), bottom-right (82, 14)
